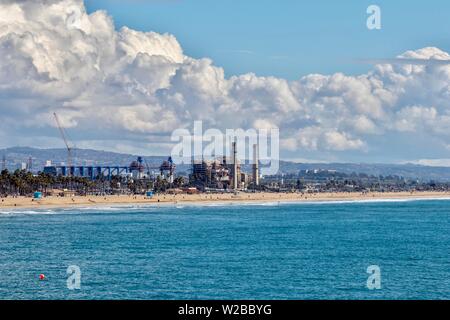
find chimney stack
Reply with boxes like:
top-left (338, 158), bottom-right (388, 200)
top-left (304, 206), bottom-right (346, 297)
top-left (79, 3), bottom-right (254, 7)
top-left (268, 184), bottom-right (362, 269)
top-left (232, 139), bottom-right (238, 190)
top-left (253, 144), bottom-right (259, 187)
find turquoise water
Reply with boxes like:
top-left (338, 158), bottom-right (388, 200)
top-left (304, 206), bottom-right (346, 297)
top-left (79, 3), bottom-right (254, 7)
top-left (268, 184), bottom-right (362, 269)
top-left (0, 199), bottom-right (449, 300)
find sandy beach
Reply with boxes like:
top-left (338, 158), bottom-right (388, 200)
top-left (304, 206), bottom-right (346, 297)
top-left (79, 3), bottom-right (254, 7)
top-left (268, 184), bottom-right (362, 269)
top-left (1, 191), bottom-right (450, 210)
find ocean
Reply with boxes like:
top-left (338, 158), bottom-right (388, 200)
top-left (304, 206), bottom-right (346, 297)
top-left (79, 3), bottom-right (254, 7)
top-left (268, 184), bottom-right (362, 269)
top-left (0, 199), bottom-right (449, 300)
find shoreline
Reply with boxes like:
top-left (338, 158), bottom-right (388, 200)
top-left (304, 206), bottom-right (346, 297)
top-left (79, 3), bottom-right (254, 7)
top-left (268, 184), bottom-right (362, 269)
top-left (1, 191), bottom-right (450, 211)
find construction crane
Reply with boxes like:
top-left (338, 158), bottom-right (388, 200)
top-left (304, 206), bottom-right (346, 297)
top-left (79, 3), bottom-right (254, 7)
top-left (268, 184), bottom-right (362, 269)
top-left (53, 112), bottom-right (74, 172)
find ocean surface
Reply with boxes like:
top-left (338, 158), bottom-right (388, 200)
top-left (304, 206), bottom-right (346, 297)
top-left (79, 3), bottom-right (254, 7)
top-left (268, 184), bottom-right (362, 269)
top-left (0, 199), bottom-right (449, 300)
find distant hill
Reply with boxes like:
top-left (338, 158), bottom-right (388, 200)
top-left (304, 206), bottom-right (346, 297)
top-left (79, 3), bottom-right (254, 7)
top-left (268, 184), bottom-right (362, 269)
top-left (277, 161), bottom-right (450, 182)
top-left (0, 147), bottom-right (183, 173)
top-left (1, 147), bottom-right (450, 181)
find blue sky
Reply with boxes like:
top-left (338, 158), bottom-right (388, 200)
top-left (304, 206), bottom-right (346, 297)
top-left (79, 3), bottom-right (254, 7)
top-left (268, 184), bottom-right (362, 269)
top-left (85, 0), bottom-right (450, 80)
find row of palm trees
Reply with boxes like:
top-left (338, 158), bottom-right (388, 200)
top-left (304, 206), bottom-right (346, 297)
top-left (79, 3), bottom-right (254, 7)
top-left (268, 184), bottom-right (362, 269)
top-left (0, 169), bottom-right (187, 196)
top-left (0, 169), bottom-right (96, 196)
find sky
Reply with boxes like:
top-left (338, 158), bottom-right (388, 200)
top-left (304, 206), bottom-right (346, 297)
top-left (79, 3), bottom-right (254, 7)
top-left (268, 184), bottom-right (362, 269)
top-left (85, 0), bottom-right (450, 79)
top-left (1, 0), bottom-right (450, 166)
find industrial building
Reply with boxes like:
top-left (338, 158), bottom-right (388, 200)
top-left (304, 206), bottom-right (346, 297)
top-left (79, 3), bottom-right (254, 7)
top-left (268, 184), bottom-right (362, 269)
top-left (40, 123), bottom-right (260, 192)
top-left (43, 156), bottom-right (175, 182)
top-left (190, 157), bottom-right (235, 190)
top-left (189, 141), bottom-right (260, 191)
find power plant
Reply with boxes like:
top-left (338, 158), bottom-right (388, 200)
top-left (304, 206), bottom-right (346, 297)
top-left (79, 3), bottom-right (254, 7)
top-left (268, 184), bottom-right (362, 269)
top-left (189, 140), bottom-right (260, 191)
top-left (190, 157), bottom-right (235, 190)
top-left (5, 116), bottom-right (261, 193)
top-left (40, 137), bottom-right (261, 192)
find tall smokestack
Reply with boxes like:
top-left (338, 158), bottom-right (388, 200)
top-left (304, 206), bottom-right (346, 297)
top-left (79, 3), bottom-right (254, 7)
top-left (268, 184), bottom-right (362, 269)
top-left (232, 139), bottom-right (238, 190)
top-left (253, 144), bottom-right (259, 187)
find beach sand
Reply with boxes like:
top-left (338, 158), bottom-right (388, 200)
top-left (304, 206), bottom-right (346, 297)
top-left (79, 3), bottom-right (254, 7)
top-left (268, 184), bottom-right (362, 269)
top-left (1, 191), bottom-right (450, 210)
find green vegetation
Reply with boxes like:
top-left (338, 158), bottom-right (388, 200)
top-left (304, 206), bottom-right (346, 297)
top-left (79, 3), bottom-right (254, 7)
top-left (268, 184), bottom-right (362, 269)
top-left (0, 169), bottom-right (186, 196)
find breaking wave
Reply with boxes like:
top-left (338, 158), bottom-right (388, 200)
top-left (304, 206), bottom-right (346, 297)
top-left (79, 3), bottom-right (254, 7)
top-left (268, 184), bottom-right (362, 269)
top-left (1, 196), bottom-right (450, 216)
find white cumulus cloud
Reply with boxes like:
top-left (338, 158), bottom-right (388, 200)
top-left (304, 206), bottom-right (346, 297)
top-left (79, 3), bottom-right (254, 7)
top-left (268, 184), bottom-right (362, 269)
top-left (0, 0), bottom-right (450, 163)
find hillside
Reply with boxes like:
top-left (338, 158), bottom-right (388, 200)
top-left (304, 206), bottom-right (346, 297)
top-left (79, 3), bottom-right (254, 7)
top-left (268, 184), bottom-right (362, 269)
top-left (1, 147), bottom-right (450, 181)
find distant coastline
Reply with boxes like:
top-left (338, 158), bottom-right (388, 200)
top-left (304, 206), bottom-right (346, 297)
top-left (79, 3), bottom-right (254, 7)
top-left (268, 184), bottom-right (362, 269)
top-left (1, 191), bottom-right (450, 211)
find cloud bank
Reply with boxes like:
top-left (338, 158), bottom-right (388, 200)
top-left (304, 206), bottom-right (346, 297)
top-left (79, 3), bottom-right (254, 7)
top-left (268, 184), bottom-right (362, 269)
top-left (1, 0), bottom-right (450, 163)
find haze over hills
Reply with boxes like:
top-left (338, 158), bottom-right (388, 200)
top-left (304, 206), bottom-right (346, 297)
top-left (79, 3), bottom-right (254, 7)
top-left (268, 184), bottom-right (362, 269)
top-left (0, 147), bottom-right (189, 174)
top-left (1, 147), bottom-right (450, 182)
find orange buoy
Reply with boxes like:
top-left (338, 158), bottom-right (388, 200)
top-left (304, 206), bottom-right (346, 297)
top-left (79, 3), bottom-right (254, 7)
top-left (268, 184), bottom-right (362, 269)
top-left (39, 274), bottom-right (46, 281)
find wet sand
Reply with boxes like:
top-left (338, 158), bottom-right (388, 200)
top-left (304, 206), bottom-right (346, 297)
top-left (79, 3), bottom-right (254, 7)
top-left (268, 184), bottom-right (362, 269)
top-left (1, 191), bottom-right (450, 210)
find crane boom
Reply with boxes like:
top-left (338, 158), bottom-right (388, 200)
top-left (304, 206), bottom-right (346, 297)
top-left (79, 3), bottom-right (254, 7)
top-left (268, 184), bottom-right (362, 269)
top-left (53, 112), bottom-right (73, 171)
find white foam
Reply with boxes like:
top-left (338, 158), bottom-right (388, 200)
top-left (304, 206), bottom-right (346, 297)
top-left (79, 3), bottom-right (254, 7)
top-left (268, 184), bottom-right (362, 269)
top-left (0, 209), bottom-right (59, 216)
top-left (1, 196), bottom-right (449, 215)
top-left (270, 196), bottom-right (450, 206)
